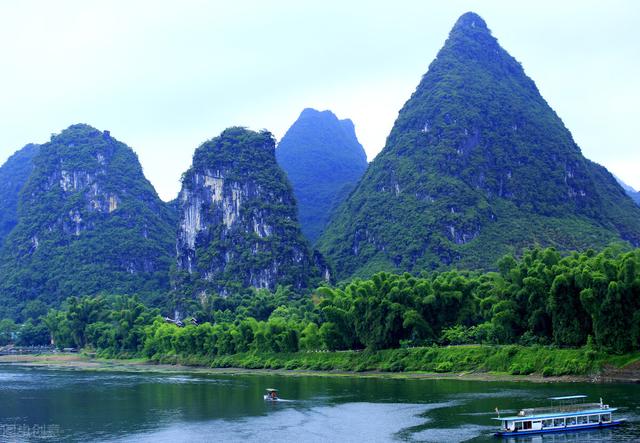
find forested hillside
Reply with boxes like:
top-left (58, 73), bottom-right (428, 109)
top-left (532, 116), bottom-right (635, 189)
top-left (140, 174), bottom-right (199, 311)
top-left (318, 12), bottom-right (640, 280)
top-left (0, 144), bottom-right (39, 247)
top-left (0, 125), bottom-right (176, 319)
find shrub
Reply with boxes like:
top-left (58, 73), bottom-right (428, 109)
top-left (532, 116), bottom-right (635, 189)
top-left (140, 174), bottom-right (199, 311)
top-left (284, 359), bottom-right (301, 370)
top-left (434, 361), bottom-right (454, 372)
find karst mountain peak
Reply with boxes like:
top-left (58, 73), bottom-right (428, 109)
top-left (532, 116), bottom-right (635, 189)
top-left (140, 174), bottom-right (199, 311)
top-left (317, 12), bottom-right (640, 279)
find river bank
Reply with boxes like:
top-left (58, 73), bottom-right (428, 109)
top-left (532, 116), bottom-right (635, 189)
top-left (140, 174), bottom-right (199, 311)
top-left (2, 344), bottom-right (640, 383)
top-left (0, 353), bottom-right (583, 382)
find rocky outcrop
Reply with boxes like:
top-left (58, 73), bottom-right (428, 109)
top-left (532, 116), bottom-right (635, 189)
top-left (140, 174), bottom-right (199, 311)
top-left (0, 124), bottom-right (176, 317)
top-left (175, 127), bottom-right (326, 299)
top-left (276, 108), bottom-right (368, 243)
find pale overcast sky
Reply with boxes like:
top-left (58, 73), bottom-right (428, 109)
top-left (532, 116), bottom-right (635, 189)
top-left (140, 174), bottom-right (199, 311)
top-left (0, 0), bottom-right (638, 200)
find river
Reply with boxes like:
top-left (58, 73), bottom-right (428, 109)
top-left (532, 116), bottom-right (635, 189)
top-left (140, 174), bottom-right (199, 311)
top-left (0, 364), bottom-right (638, 442)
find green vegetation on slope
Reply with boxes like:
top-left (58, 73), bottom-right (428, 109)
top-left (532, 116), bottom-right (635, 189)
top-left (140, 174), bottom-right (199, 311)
top-left (0, 143), bottom-right (39, 247)
top-left (276, 108), bottom-right (368, 243)
top-left (317, 12), bottom-right (640, 279)
top-left (0, 124), bottom-right (176, 320)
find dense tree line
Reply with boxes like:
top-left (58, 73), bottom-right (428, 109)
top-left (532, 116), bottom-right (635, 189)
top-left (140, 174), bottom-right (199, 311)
top-left (2, 246), bottom-right (638, 358)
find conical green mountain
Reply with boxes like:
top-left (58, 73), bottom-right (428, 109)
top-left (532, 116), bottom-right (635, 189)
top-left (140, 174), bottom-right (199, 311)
top-left (276, 108), bottom-right (368, 243)
top-left (174, 127), bottom-right (327, 300)
top-left (0, 143), bottom-right (40, 247)
top-left (318, 12), bottom-right (640, 279)
top-left (0, 124), bottom-right (176, 318)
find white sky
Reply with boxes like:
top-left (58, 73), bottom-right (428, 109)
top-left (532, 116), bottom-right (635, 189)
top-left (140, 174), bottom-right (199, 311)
top-left (0, 0), bottom-right (638, 200)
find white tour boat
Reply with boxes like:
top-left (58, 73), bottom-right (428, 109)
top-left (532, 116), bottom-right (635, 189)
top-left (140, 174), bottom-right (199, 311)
top-left (494, 395), bottom-right (625, 437)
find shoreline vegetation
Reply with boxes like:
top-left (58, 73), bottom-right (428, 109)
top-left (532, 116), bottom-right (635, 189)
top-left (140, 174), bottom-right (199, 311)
top-left (2, 245), bottom-right (640, 384)
top-left (2, 344), bottom-right (640, 384)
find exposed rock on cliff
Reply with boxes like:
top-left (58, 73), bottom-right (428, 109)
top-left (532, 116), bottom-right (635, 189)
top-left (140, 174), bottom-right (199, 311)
top-left (175, 127), bottom-right (326, 299)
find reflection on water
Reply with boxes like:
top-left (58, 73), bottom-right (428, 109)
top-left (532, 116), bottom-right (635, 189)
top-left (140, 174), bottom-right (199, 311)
top-left (502, 429), bottom-right (615, 443)
top-left (0, 364), bottom-right (638, 442)
top-left (110, 403), bottom-right (429, 443)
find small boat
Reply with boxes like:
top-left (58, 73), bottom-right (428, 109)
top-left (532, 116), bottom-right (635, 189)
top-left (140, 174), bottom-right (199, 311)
top-left (494, 395), bottom-right (626, 437)
top-left (264, 388), bottom-right (279, 401)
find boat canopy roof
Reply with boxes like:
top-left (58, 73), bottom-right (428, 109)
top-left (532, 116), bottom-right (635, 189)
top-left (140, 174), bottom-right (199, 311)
top-left (265, 388), bottom-right (278, 392)
top-left (548, 395), bottom-right (587, 401)
top-left (493, 407), bottom-right (616, 421)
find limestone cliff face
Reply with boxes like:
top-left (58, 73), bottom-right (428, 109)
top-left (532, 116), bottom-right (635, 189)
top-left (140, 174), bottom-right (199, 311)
top-left (0, 124), bottom-right (176, 315)
top-left (175, 127), bottom-right (325, 298)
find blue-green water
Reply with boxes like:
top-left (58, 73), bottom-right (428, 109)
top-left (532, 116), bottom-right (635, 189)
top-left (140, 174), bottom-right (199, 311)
top-left (0, 364), bottom-right (639, 442)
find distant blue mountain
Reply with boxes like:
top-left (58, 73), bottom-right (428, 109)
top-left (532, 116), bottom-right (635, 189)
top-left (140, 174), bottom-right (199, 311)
top-left (276, 108), bottom-right (368, 243)
top-left (615, 176), bottom-right (640, 206)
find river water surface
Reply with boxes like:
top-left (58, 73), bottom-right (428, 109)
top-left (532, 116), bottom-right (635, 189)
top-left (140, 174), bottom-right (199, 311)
top-left (0, 364), bottom-right (639, 442)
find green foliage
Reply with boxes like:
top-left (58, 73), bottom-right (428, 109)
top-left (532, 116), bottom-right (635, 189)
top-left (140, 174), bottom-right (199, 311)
top-left (16, 320), bottom-right (49, 346)
top-left (0, 319), bottom-right (17, 345)
top-left (4, 245), bottom-right (638, 377)
top-left (155, 344), bottom-right (600, 377)
top-left (0, 125), bottom-right (176, 318)
top-left (43, 295), bottom-right (158, 354)
top-left (0, 143), bottom-right (39, 248)
top-left (317, 12), bottom-right (640, 280)
top-left (276, 108), bottom-right (368, 243)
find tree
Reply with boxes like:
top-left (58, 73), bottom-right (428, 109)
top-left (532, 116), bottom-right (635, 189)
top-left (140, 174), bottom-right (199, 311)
top-left (549, 273), bottom-right (591, 346)
top-left (16, 320), bottom-right (49, 346)
top-left (299, 323), bottom-right (321, 350)
top-left (0, 319), bottom-right (17, 345)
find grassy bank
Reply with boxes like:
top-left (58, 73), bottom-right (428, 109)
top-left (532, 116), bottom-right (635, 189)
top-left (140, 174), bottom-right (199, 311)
top-left (3, 345), bottom-right (639, 382)
top-left (148, 345), bottom-right (640, 378)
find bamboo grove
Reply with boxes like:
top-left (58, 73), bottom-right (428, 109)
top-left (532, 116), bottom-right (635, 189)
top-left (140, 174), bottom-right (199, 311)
top-left (2, 246), bottom-right (639, 360)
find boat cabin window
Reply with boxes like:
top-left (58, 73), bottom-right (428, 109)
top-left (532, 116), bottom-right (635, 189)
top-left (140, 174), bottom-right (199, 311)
top-left (589, 415), bottom-right (599, 424)
top-left (566, 417), bottom-right (576, 426)
top-left (542, 419), bottom-right (553, 428)
top-left (522, 421), bottom-right (532, 430)
top-left (515, 422), bottom-right (523, 430)
top-left (578, 416), bottom-right (588, 425)
top-left (553, 418), bottom-right (565, 427)
top-left (601, 413), bottom-right (611, 422)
